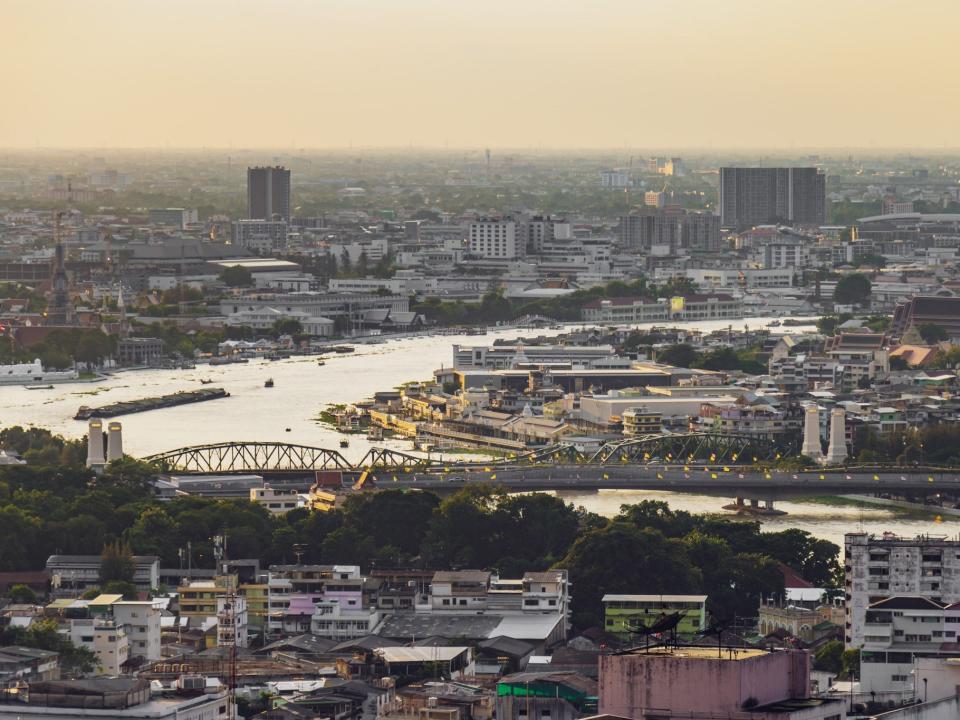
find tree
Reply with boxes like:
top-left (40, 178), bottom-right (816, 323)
top-left (889, 356), bottom-right (909, 371)
top-left (100, 540), bottom-right (134, 584)
top-left (220, 266), bottom-right (253, 287)
top-left (103, 580), bottom-right (139, 600)
top-left (7, 584), bottom-right (37, 604)
top-left (0, 619), bottom-right (97, 676)
top-left (814, 640), bottom-right (843, 673)
top-left (833, 274), bottom-right (872, 306)
top-left (919, 323), bottom-right (948, 344)
top-left (657, 343), bottom-right (700, 368)
top-left (272, 318), bottom-right (303, 337)
top-left (0, 506), bottom-right (43, 570)
top-left (557, 522), bottom-right (701, 629)
top-left (697, 347), bottom-right (742, 371)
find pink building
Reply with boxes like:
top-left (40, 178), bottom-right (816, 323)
top-left (599, 647), bottom-right (843, 720)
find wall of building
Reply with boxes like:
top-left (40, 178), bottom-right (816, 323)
top-left (598, 650), bottom-right (809, 718)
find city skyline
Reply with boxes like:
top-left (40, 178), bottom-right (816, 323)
top-left (5, 0), bottom-right (960, 150)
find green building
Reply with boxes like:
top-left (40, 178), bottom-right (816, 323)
top-left (602, 594), bottom-right (707, 640)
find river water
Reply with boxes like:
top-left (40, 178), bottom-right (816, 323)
top-left (1, 316), bottom-right (954, 546)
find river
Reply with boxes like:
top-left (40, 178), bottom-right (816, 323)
top-left (1, 316), bottom-right (954, 547)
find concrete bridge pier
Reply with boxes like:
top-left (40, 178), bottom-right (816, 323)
top-left (722, 496), bottom-right (786, 516)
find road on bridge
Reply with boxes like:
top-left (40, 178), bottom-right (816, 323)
top-left (376, 464), bottom-right (960, 501)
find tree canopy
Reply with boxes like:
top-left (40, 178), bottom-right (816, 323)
top-left (833, 274), bottom-right (872, 306)
top-left (220, 266), bottom-right (254, 287)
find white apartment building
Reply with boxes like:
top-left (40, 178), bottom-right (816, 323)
top-left (678, 267), bottom-right (796, 289)
top-left (231, 220), bottom-right (288, 252)
top-left (581, 294), bottom-right (743, 324)
top-left (760, 241), bottom-right (810, 269)
top-left (845, 533), bottom-right (960, 648)
top-left (250, 485), bottom-right (308, 514)
top-left (63, 619), bottom-right (129, 676)
top-left (94, 621), bottom-right (129, 675)
top-left (0, 679), bottom-right (233, 720)
top-left (427, 570), bottom-right (570, 623)
top-left (859, 596), bottom-right (960, 696)
top-left (216, 595), bottom-right (249, 648)
top-left (468, 219), bottom-right (522, 259)
top-left (309, 599), bottom-right (380, 640)
top-left (266, 565), bottom-right (362, 634)
top-left (112, 601), bottom-right (162, 661)
top-left (768, 355), bottom-right (843, 392)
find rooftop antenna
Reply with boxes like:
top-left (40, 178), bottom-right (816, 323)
top-left (698, 617), bottom-right (734, 658)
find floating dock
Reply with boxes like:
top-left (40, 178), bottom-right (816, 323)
top-left (75, 388), bottom-right (230, 420)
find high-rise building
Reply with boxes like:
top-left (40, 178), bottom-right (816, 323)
top-left (619, 210), bottom-right (720, 253)
top-left (719, 167), bottom-right (825, 228)
top-left (681, 213), bottom-right (722, 251)
top-left (844, 532), bottom-right (960, 648)
top-left (468, 217), bottom-right (522, 258)
top-left (247, 166), bottom-right (291, 220)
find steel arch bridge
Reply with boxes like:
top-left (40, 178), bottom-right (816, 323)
top-left (143, 442), bottom-right (433, 474)
top-left (144, 432), bottom-right (793, 474)
top-left (512, 432), bottom-right (792, 466)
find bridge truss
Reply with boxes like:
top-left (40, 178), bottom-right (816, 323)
top-left (511, 432), bottom-right (792, 466)
top-left (145, 431), bottom-right (795, 475)
top-left (144, 442), bottom-right (352, 474)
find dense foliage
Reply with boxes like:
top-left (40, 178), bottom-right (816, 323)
top-left (412, 277), bottom-right (698, 326)
top-left (0, 428), bottom-right (840, 633)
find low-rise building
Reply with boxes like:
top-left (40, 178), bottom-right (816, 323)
top-left (599, 646), bottom-right (842, 720)
top-left (0, 678), bottom-right (232, 720)
top-left (601, 594), bottom-right (707, 639)
top-left (250, 485), bottom-right (308, 514)
top-left (309, 600), bottom-right (380, 640)
top-left (47, 555), bottom-right (159, 597)
top-left (497, 672), bottom-right (597, 720)
top-left (112, 601), bottom-right (162, 661)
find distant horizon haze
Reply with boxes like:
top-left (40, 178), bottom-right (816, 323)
top-left (4, 0), bottom-right (959, 149)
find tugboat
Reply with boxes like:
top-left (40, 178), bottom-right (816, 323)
top-left (264, 378), bottom-right (274, 388)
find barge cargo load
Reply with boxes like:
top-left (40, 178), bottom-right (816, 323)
top-left (75, 387), bottom-right (229, 420)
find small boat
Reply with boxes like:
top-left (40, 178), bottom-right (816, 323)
top-left (265, 378), bottom-right (274, 388)
top-left (317, 360), bottom-right (326, 366)
top-left (285, 427), bottom-right (292, 432)
top-left (767, 320), bottom-right (782, 327)
top-left (339, 438), bottom-right (350, 448)
top-left (26, 384), bottom-right (54, 390)
top-left (199, 379), bottom-right (213, 385)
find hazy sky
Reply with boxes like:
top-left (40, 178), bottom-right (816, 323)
top-left (3, 0), bottom-right (958, 149)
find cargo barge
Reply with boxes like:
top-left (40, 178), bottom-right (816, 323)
top-left (75, 387), bottom-right (229, 420)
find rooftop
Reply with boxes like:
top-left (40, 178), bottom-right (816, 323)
top-left (602, 594), bottom-right (708, 603)
top-left (618, 646), bottom-right (767, 661)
